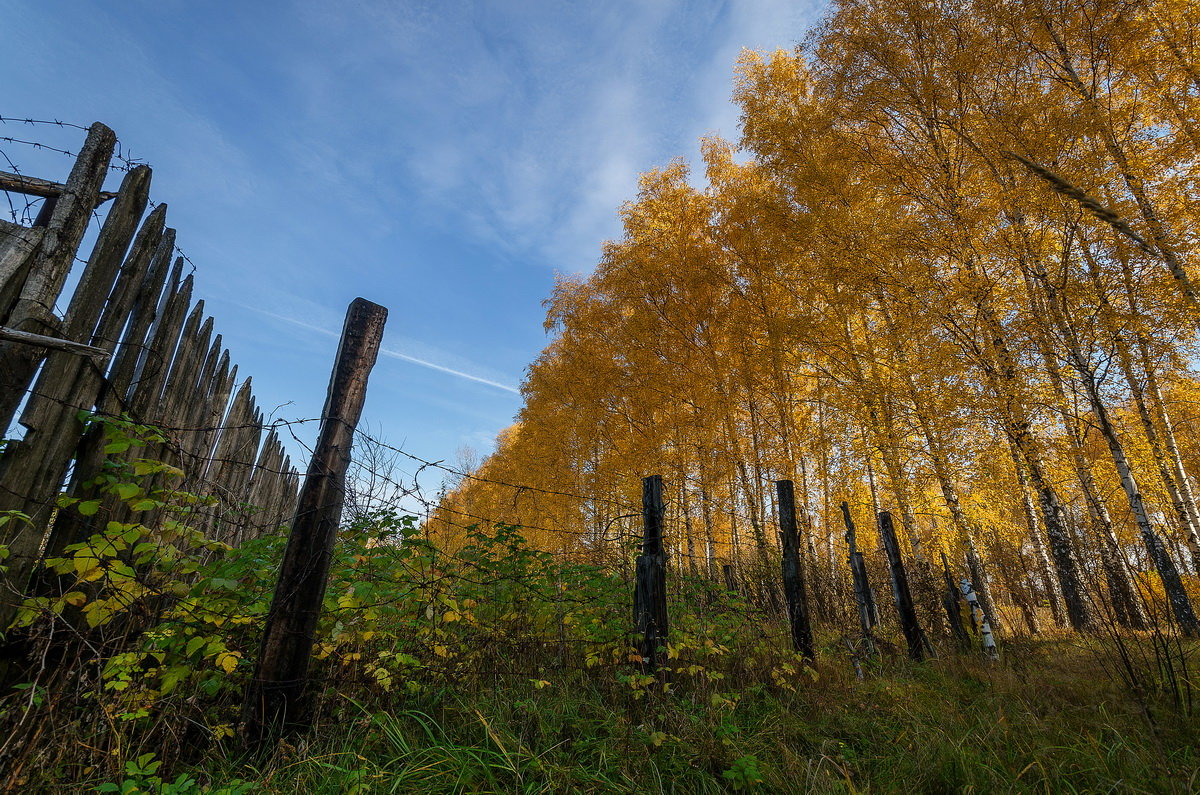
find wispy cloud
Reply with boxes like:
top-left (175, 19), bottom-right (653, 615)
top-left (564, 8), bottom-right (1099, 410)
top-left (379, 348), bottom-right (519, 394)
top-left (4, 0), bottom-right (822, 466)
top-left (279, 1), bottom-right (741, 274)
top-left (246, 306), bottom-right (519, 394)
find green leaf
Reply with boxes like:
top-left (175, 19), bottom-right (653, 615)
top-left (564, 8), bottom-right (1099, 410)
top-left (83, 603), bottom-right (112, 628)
top-left (160, 665), bottom-right (189, 694)
top-left (77, 500), bottom-right (101, 517)
top-left (115, 483), bottom-right (139, 501)
top-left (107, 560), bottom-right (136, 579)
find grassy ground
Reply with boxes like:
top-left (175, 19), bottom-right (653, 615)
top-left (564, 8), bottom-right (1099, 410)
top-left (159, 636), bottom-right (1198, 794)
top-left (9, 519), bottom-right (1193, 792)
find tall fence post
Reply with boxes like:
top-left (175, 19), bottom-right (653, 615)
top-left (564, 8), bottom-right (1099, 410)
top-left (841, 502), bottom-right (877, 653)
top-left (242, 298), bottom-right (387, 749)
top-left (722, 563), bottom-right (736, 594)
top-left (775, 480), bottom-right (815, 661)
top-left (0, 122), bottom-right (116, 429)
top-left (634, 475), bottom-right (669, 674)
top-left (941, 552), bottom-right (970, 647)
top-left (878, 511), bottom-right (926, 661)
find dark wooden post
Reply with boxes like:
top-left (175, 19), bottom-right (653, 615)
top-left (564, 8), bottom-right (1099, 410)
top-left (0, 122), bottom-right (116, 430)
top-left (722, 563), bottom-right (737, 594)
top-left (776, 480), bottom-right (815, 661)
top-left (634, 475), bottom-right (669, 674)
top-left (242, 298), bottom-right (387, 748)
top-left (878, 511), bottom-right (926, 661)
top-left (0, 166), bottom-right (152, 628)
top-left (841, 502), bottom-right (878, 649)
top-left (941, 552), bottom-right (970, 647)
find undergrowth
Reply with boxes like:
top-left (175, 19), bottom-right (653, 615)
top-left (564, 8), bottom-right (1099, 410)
top-left (0, 418), bottom-right (1197, 792)
top-left (187, 643), bottom-right (1199, 793)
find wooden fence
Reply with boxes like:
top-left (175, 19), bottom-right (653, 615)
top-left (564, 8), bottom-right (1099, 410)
top-left (0, 122), bottom-right (299, 629)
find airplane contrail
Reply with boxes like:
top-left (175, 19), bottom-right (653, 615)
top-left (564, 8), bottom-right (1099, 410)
top-left (246, 306), bottom-right (520, 394)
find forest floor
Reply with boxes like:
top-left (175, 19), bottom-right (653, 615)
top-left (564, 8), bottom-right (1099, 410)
top-left (148, 634), bottom-right (1198, 794)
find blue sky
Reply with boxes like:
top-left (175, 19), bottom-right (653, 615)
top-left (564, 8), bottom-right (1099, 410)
top-left (4, 0), bottom-right (822, 493)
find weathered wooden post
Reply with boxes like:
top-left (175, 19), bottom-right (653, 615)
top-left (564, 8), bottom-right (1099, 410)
top-left (0, 122), bottom-right (116, 429)
top-left (941, 552), bottom-right (970, 648)
top-left (878, 511), bottom-right (926, 661)
top-left (0, 165), bottom-right (152, 628)
top-left (722, 563), bottom-right (737, 594)
top-left (776, 480), bottom-right (815, 661)
top-left (840, 502), bottom-right (878, 648)
top-left (634, 475), bottom-right (669, 674)
top-left (242, 298), bottom-right (387, 748)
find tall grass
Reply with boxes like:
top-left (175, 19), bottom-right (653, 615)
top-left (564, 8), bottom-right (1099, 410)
top-left (180, 638), bottom-right (1199, 794)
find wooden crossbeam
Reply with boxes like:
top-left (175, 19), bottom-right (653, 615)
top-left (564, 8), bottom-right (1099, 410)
top-left (0, 169), bottom-right (118, 205)
top-left (0, 325), bottom-right (111, 361)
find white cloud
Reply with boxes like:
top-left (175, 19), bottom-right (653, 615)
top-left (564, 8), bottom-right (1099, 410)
top-left (276, 1), bottom-right (774, 274)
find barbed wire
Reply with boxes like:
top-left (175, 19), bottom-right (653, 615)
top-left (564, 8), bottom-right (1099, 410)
top-left (0, 116), bottom-right (90, 132)
top-left (352, 428), bottom-right (640, 514)
top-left (0, 118), bottom-right (195, 274)
top-left (347, 427), bottom-right (856, 543)
top-left (328, 439), bottom-right (863, 593)
top-left (0, 144), bottom-right (43, 225)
